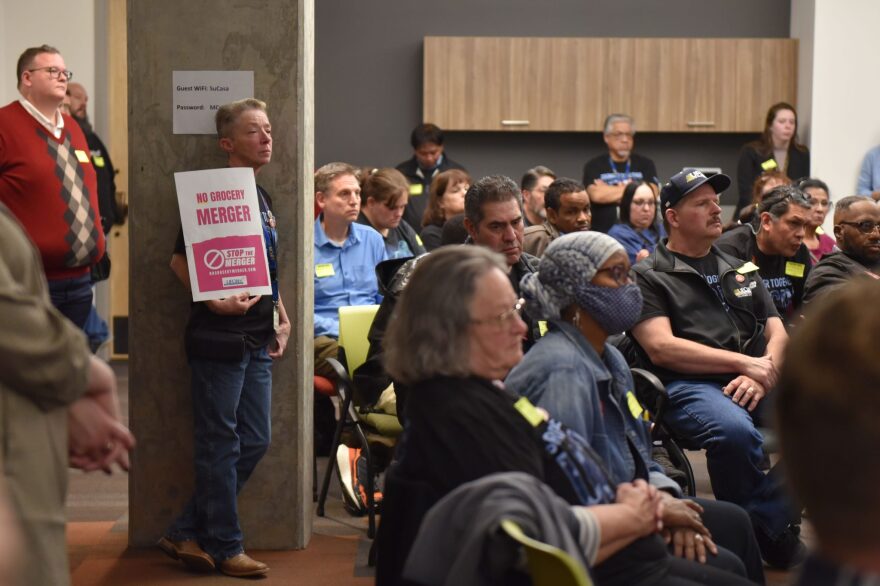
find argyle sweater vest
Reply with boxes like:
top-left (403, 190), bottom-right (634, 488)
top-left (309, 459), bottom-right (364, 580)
top-left (0, 101), bottom-right (104, 279)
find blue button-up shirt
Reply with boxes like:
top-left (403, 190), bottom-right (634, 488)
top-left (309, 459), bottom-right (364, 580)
top-left (314, 217), bottom-right (387, 338)
top-left (858, 144), bottom-right (880, 196)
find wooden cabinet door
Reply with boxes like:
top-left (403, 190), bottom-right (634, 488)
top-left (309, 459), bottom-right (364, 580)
top-left (424, 37), bottom-right (607, 131)
top-left (424, 37), bottom-right (796, 133)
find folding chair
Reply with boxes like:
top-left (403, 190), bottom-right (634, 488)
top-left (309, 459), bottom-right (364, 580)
top-left (630, 367), bottom-right (697, 497)
top-left (500, 519), bottom-right (594, 586)
top-left (316, 305), bottom-right (403, 539)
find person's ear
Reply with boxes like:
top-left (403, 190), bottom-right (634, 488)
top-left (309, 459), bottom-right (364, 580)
top-left (219, 137), bottom-right (234, 155)
top-left (315, 191), bottom-right (326, 210)
top-left (463, 217), bottom-right (477, 240)
top-left (546, 207), bottom-right (559, 225)
top-left (664, 208), bottom-right (678, 229)
top-left (760, 211), bottom-right (773, 232)
top-left (833, 223), bottom-right (844, 241)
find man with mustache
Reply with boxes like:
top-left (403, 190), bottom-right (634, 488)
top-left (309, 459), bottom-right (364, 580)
top-left (523, 177), bottom-right (592, 257)
top-left (803, 196), bottom-right (880, 303)
top-left (628, 168), bottom-right (805, 569)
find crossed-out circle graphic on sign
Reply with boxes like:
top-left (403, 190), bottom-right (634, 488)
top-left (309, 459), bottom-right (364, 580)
top-left (204, 249), bottom-right (225, 270)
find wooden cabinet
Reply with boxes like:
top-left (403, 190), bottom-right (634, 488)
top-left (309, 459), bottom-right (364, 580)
top-left (423, 37), bottom-right (797, 133)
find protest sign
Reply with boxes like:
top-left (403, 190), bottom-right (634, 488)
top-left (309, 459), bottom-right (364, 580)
top-left (174, 167), bottom-right (272, 301)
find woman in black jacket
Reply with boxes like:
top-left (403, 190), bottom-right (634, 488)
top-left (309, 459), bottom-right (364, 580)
top-left (736, 102), bottom-right (810, 219)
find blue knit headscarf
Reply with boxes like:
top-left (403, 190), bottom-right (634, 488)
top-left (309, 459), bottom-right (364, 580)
top-left (519, 232), bottom-right (625, 320)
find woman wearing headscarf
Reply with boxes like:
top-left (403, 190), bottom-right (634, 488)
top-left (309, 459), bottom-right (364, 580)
top-left (506, 232), bottom-right (765, 584)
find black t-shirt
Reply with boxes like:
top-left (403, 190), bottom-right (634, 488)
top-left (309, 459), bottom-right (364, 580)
top-left (173, 186), bottom-right (275, 360)
top-left (582, 152), bottom-right (658, 233)
top-left (673, 252), bottom-right (728, 310)
top-left (716, 225), bottom-right (811, 321)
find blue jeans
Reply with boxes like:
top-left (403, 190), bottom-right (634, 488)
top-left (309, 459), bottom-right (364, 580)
top-left (47, 273), bottom-right (93, 329)
top-left (166, 347), bottom-right (272, 561)
top-left (663, 380), bottom-right (794, 539)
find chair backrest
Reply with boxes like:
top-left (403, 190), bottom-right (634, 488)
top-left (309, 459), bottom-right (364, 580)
top-left (338, 304), bottom-right (380, 377)
top-left (499, 519), bottom-right (593, 586)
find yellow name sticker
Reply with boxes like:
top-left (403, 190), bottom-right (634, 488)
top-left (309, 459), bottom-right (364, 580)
top-left (625, 390), bottom-right (649, 421)
top-left (75, 149), bottom-right (90, 163)
top-left (415, 234), bottom-right (423, 246)
top-left (513, 397), bottom-right (545, 428)
top-left (93, 155), bottom-right (106, 168)
top-left (538, 321), bottom-right (548, 337)
top-left (736, 261), bottom-right (760, 274)
top-left (315, 263), bottom-right (335, 278)
top-left (409, 183), bottom-right (424, 196)
top-left (785, 261), bottom-right (805, 278)
top-left (761, 158), bottom-right (778, 171)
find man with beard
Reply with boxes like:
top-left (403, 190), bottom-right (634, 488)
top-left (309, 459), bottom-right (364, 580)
top-left (523, 177), bottom-right (592, 257)
top-left (67, 83), bottom-right (119, 232)
top-left (717, 185), bottom-right (813, 326)
top-left (803, 196), bottom-right (880, 303)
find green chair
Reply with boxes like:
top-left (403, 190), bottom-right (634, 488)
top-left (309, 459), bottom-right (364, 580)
top-left (316, 305), bottom-right (403, 539)
top-left (500, 519), bottom-right (594, 586)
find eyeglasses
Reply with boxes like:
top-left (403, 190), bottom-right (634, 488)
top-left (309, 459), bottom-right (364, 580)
top-left (811, 199), bottom-right (834, 209)
top-left (471, 298), bottom-right (525, 327)
top-left (631, 198), bottom-right (656, 208)
top-left (838, 220), bottom-right (880, 234)
top-left (607, 132), bottom-right (634, 140)
top-left (595, 265), bottom-right (635, 286)
top-left (28, 66), bottom-right (73, 81)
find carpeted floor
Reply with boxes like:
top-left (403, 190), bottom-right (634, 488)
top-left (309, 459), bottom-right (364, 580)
top-left (65, 362), bottom-right (804, 585)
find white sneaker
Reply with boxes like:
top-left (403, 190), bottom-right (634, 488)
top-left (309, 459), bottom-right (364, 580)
top-left (336, 444), bottom-right (365, 515)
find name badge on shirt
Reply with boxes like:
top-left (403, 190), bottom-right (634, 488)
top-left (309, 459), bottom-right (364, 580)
top-left (625, 391), bottom-right (648, 422)
top-left (736, 261), bottom-right (760, 274)
top-left (761, 159), bottom-right (778, 171)
top-left (93, 155), bottom-right (106, 168)
top-left (513, 397), bottom-right (545, 428)
top-left (537, 321), bottom-right (548, 337)
top-left (315, 263), bottom-right (335, 278)
top-left (75, 149), bottom-right (90, 164)
top-left (785, 261), bottom-right (805, 278)
top-left (409, 183), bottom-right (424, 196)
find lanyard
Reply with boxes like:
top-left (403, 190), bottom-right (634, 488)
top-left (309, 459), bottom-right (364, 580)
top-left (609, 156), bottom-right (631, 183)
top-left (257, 186), bottom-right (279, 305)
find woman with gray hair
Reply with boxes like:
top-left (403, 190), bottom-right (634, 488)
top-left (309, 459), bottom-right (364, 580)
top-left (506, 232), bottom-right (765, 584)
top-left (379, 245), bottom-right (672, 584)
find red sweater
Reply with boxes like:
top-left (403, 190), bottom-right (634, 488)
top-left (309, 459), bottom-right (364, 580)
top-left (0, 101), bottom-right (105, 279)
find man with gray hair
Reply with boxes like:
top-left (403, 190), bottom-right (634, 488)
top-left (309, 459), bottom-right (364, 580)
top-left (717, 184), bottom-right (813, 325)
top-left (464, 175), bottom-right (542, 346)
top-left (520, 165), bottom-right (556, 227)
top-left (582, 114), bottom-right (658, 233)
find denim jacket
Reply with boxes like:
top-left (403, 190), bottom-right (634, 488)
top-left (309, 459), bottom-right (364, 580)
top-left (506, 319), bottom-right (680, 495)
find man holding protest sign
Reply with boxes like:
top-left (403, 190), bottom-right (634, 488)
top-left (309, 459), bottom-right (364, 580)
top-left (161, 98), bottom-right (289, 578)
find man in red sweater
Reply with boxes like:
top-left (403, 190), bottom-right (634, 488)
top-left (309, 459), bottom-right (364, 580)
top-left (0, 45), bottom-right (105, 328)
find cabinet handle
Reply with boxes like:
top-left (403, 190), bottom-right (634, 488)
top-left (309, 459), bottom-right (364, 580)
top-left (501, 120), bottom-right (530, 126)
top-left (686, 121), bottom-right (716, 128)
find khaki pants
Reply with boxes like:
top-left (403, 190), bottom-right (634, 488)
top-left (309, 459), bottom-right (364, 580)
top-left (314, 335), bottom-right (339, 379)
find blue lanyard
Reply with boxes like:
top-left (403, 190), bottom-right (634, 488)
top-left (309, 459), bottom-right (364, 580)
top-left (609, 156), bottom-right (631, 183)
top-left (257, 186), bottom-right (279, 305)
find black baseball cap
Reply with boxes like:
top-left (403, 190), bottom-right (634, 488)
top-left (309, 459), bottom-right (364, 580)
top-left (660, 168), bottom-right (731, 211)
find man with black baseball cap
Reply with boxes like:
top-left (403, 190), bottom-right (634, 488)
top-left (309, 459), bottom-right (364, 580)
top-left (628, 168), bottom-right (805, 569)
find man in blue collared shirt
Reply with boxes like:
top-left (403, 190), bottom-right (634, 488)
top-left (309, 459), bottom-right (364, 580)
top-left (313, 162), bottom-right (387, 378)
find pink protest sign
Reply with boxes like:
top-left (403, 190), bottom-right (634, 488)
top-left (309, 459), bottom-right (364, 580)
top-left (174, 167), bottom-right (272, 301)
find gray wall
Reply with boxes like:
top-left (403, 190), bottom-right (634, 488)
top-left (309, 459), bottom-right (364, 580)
top-left (316, 0), bottom-right (791, 205)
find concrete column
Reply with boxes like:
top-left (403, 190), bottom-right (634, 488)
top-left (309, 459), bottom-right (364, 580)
top-left (127, 0), bottom-right (314, 548)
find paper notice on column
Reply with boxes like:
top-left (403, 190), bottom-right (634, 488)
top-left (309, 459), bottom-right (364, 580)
top-left (174, 167), bottom-right (271, 302)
